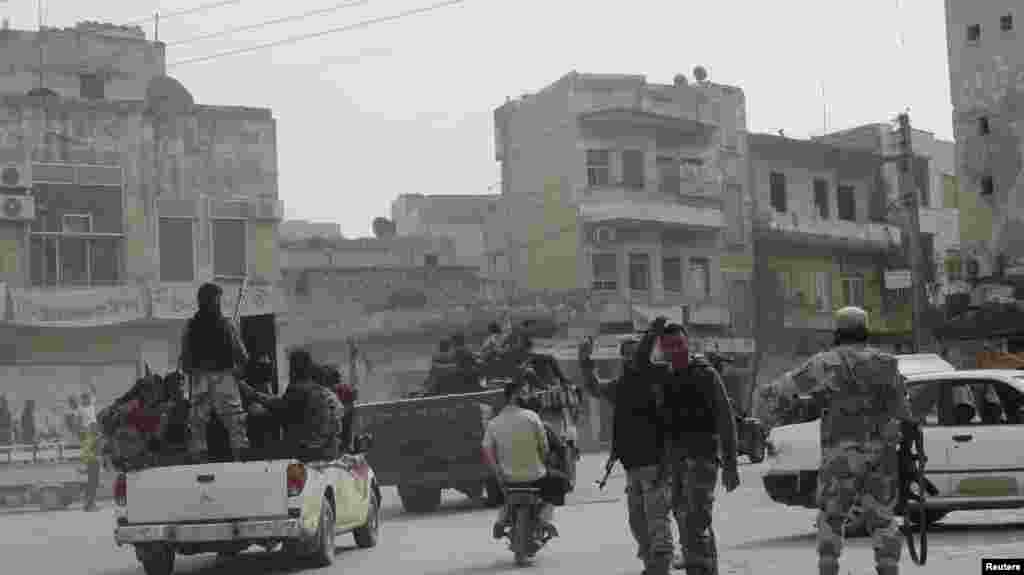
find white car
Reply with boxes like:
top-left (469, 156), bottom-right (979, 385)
top-left (762, 354), bottom-right (1024, 531)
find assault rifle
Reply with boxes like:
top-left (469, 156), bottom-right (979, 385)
top-left (898, 419), bottom-right (938, 566)
top-left (596, 450), bottom-right (617, 490)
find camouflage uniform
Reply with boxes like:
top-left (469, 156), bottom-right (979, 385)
top-left (275, 381), bottom-right (343, 454)
top-left (626, 465), bottom-right (675, 575)
top-left (754, 307), bottom-right (911, 575)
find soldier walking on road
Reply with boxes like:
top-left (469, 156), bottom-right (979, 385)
top-left (179, 282), bottom-right (250, 461)
top-left (578, 318), bottom-right (677, 575)
top-left (655, 324), bottom-right (740, 575)
top-left (754, 307), bottom-right (914, 575)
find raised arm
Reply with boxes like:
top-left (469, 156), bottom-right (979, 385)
top-left (577, 338), bottom-right (617, 404)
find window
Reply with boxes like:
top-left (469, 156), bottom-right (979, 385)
top-left (62, 214), bottom-right (91, 233)
top-left (1001, 14), bottom-right (1013, 32)
top-left (424, 254), bottom-right (439, 267)
top-left (621, 150), bottom-right (645, 189)
top-left (295, 271), bottom-right (311, 298)
top-left (591, 253), bottom-right (618, 291)
top-left (689, 257), bottom-right (711, 298)
top-left (159, 218), bottom-right (194, 282)
top-left (981, 175), bottom-right (994, 196)
top-left (813, 179), bottom-right (829, 219)
top-left (914, 157), bottom-right (930, 207)
top-left (841, 275), bottom-right (865, 307)
top-left (657, 156), bottom-right (680, 195)
top-left (769, 172), bottom-right (786, 212)
top-left (681, 158), bottom-right (703, 181)
top-left (211, 219), bottom-right (246, 279)
top-left (967, 24), bottom-right (981, 43)
top-left (628, 253), bottom-right (650, 291)
top-left (814, 271), bottom-right (831, 312)
top-left (837, 185), bottom-right (856, 221)
top-left (979, 116), bottom-right (991, 135)
top-left (662, 256), bottom-right (682, 293)
top-left (913, 379), bottom-right (1024, 426)
top-left (79, 73), bottom-right (104, 100)
top-left (586, 149), bottom-right (611, 187)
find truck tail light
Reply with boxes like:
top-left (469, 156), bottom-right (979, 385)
top-left (286, 463), bottom-right (307, 497)
top-left (113, 473), bottom-right (127, 506)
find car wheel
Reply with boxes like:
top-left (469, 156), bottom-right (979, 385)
top-left (353, 489), bottom-right (381, 548)
top-left (312, 497), bottom-right (336, 567)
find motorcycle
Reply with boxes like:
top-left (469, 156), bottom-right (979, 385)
top-left (502, 486), bottom-right (556, 566)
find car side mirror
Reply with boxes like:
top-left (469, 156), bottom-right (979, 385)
top-left (354, 432), bottom-right (373, 453)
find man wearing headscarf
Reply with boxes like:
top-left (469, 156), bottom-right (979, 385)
top-left (179, 282), bottom-right (250, 461)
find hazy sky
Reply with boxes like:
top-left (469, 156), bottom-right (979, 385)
top-left (7, 0), bottom-right (953, 237)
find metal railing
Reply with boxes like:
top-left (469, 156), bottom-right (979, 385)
top-left (0, 441), bottom-right (83, 465)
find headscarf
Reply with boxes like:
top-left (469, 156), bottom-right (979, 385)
top-left (196, 282), bottom-right (223, 319)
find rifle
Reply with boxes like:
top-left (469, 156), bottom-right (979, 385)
top-left (898, 419), bottom-right (938, 566)
top-left (596, 451), bottom-right (617, 490)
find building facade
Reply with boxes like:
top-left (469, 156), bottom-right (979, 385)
top-left (493, 71), bottom-right (754, 349)
top-left (0, 22), bottom-right (281, 410)
top-left (945, 0), bottom-right (1024, 281)
top-left (279, 219), bottom-right (344, 242)
top-left (390, 193), bottom-right (501, 271)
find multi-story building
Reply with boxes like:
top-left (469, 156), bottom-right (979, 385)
top-left (493, 71), bottom-right (754, 349)
top-left (945, 0), bottom-right (1024, 281)
top-left (279, 219), bottom-right (344, 242)
top-left (816, 124), bottom-right (962, 304)
top-left (390, 193), bottom-right (501, 271)
top-left (748, 133), bottom-right (906, 384)
top-left (0, 22), bottom-right (281, 409)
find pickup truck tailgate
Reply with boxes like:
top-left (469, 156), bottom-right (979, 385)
top-left (125, 461), bottom-right (290, 524)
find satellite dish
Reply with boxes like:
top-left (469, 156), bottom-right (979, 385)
top-left (693, 66), bottom-right (708, 83)
top-left (145, 75), bottom-right (194, 120)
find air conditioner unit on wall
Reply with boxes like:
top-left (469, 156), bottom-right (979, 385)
top-left (0, 163), bottom-right (31, 189)
top-left (0, 194), bottom-right (36, 221)
top-left (592, 226), bottom-right (616, 244)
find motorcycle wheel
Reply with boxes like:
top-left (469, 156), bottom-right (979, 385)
top-left (512, 505), bottom-right (532, 566)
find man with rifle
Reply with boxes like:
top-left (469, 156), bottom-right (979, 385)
top-left (754, 307), bottom-right (921, 575)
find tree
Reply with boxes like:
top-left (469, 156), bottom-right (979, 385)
top-left (372, 217), bottom-right (396, 239)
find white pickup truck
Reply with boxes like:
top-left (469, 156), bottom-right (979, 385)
top-left (113, 433), bottom-right (381, 575)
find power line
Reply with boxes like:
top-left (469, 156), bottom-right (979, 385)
top-left (123, 0), bottom-right (244, 27)
top-left (167, 0), bottom-right (466, 68)
top-left (166, 0), bottom-right (369, 47)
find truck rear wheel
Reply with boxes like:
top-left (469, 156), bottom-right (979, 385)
top-left (353, 489), bottom-right (380, 548)
top-left (312, 496), bottom-right (337, 567)
top-left (397, 484), bottom-right (441, 513)
top-left (138, 544), bottom-right (175, 575)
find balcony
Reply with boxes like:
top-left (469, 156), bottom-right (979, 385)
top-left (578, 191), bottom-right (724, 230)
top-left (758, 209), bottom-right (901, 252)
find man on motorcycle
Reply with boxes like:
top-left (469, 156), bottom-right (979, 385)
top-left (482, 377), bottom-right (563, 540)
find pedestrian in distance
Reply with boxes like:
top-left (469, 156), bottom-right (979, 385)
top-left (754, 306), bottom-right (915, 575)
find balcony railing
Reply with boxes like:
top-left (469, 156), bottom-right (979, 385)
top-left (761, 210), bottom-right (902, 248)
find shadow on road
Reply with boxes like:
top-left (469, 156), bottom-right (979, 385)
top-left (165, 544), bottom-right (367, 574)
top-left (729, 519), bottom-right (1024, 550)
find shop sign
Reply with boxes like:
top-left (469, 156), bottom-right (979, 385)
top-left (8, 285), bottom-right (145, 327)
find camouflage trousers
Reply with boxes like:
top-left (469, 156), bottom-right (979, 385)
top-left (817, 448), bottom-right (902, 575)
top-left (669, 455), bottom-right (720, 575)
top-left (626, 464), bottom-right (673, 575)
top-left (188, 371), bottom-right (249, 454)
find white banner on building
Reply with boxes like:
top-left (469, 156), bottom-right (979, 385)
top-left (8, 285), bottom-right (146, 327)
top-left (151, 282), bottom-right (282, 319)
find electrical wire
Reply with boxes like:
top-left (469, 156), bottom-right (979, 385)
top-left (123, 0), bottom-right (244, 26)
top-left (165, 0), bottom-right (369, 47)
top-left (167, 0), bottom-right (466, 68)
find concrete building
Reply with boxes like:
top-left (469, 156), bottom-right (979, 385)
top-left (0, 22), bottom-right (281, 410)
top-left (493, 71), bottom-right (754, 349)
top-left (390, 193), bottom-right (501, 271)
top-left (0, 22), bottom-right (165, 101)
top-left (816, 124), bottom-right (964, 304)
top-left (279, 219), bottom-right (344, 242)
top-left (945, 0), bottom-right (1024, 282)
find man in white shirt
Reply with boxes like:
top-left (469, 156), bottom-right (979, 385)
top-left (481, 378), bottom-right (561, 540)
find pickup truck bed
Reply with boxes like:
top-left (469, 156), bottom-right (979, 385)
top-left (113, 447), bottom-right (381, 575)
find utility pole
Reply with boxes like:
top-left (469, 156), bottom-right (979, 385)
top-left (896, 112), bottom-right (926, 353)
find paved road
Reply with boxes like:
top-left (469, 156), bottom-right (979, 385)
top-left (1, 453), bottom-right (1021, 574)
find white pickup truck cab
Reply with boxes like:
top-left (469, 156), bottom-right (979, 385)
top-left (113, 433), bottom-right (381, 575)
top-left (763, 354), bottom-right (1024, 533)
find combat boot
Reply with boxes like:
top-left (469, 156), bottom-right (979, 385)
top-left (876, 567), bottom-right (898, 575)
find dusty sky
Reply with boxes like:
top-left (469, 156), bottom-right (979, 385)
top-left (7, 0), bottom-right (953, 237)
